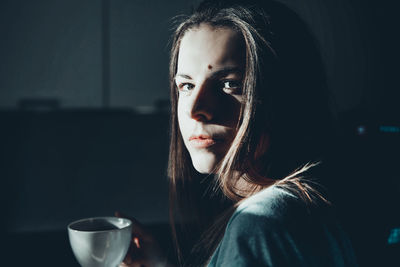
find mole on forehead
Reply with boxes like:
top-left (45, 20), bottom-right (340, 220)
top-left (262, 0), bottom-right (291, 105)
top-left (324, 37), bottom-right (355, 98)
top-left (208, 65), bottom-right (213, 69)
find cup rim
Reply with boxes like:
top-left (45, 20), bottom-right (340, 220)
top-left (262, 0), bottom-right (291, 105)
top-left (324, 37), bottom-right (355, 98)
top-left (68, 216), bottom-right (132, 233)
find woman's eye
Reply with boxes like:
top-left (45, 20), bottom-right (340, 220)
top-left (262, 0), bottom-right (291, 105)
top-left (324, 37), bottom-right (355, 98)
top-left (222, 80), bottom-right (242, 94)
top-left (178, 83), bottom-right (195, 92)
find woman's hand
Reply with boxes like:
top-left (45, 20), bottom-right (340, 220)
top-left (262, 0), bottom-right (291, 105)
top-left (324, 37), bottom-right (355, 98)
top-left (115, 211), bottom-right (174, 267)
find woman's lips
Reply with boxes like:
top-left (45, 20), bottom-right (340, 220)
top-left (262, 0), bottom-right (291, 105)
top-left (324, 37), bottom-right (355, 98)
top-left (189, 135), bottom-right (221, 148)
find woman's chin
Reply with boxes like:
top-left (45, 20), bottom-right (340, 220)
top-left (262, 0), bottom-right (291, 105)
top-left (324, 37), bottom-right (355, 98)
top-left (191, 155), bottom-right (219, 174)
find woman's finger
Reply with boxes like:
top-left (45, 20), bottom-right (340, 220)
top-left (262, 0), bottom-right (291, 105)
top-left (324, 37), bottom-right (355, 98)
top-left (133, 237), bottom-right (141, 248)
top-left (122, 236), bottom-right (141, 265)
top-left (114, 211), bottom-right (150, 239)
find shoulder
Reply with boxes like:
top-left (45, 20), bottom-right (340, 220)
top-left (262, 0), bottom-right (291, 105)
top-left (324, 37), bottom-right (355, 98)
top-left (209, 187), bottom-right (314, 266)
top-left (238, 185), bottom-right (296, 212)
top-left (208, 186), bottom-right (297, 266)
top-left (208, 186), bottom-right (359, 266)
top-left (229, 185), bottom-right (307, 229)
top-left (227, 185), bottom-right (339, 243)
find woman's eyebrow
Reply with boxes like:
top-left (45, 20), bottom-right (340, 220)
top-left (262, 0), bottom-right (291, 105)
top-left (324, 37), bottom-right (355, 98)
top-left (209, 66), bottom-right (243, 78)
top-left (175, 73), bottom-right (192, 80)
top-left (175, 67), bottom-right (242, 81)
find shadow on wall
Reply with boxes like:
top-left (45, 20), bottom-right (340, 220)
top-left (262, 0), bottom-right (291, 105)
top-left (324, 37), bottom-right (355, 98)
top-left (1, 108), bottom-right (171, 234)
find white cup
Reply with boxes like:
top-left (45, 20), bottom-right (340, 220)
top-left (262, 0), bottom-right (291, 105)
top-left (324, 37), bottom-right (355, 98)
top-left (68, 217), bottom-right (132, 267)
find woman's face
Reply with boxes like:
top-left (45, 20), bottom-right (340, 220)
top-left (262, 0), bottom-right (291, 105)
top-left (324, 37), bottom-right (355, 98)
top-left (176, 24), bottom-right (246, 174)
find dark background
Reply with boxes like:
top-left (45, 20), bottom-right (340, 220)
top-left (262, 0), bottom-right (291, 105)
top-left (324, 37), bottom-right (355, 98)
top-left (1, 0), bottom-right (399, 266)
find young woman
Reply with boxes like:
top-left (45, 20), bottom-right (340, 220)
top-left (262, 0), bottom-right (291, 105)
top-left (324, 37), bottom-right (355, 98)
top-left (120, 0), bottom-right (358, 266)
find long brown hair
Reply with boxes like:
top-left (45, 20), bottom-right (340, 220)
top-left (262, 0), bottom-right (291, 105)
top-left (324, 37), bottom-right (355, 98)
top-left (168, 0), bottom-right (334, 265)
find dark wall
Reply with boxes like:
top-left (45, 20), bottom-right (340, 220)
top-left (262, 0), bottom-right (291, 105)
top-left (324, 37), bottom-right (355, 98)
top-left (282, 0), bottom-right (399, 113)
top-left (0, 0), bottom-right (202, 109)
top-left (2, 110), bottom-right (171, 232)
top-left (0, 0), bottom-right (103, 108)
top-left (1, 0), bottom-right (398, 112)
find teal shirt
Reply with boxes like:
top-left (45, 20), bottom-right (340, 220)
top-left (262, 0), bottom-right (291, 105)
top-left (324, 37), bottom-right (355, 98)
top-left (208, 186), bottom-right (358, 266)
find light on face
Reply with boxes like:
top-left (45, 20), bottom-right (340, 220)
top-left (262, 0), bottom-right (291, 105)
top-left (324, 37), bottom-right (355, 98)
top-left (176, 24), bottom-right (246, 174)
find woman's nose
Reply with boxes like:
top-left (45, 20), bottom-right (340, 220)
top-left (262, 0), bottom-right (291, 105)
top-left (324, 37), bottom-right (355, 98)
top-left (188, 82), bottom-right (216, 122)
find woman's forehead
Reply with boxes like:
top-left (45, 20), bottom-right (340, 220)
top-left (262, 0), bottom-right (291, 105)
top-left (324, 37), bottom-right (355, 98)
top-left (177, 24), bottom-right (246, 75)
